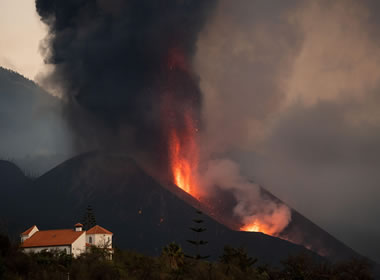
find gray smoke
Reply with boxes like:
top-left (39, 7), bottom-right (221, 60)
top-left (196, 0), bottom-right (380, 262)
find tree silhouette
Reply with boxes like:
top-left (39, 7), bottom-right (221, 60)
top-left (161, 242), bottom-right (185, 270)
top-left (186, 210), bottom-right (209, 260)
top-left (81, 205), bottom-right (97, 230)
top-left (220, 246), bottom-right (257, 275)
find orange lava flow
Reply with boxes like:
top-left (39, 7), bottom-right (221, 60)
top-left (241, 223), bottom-right (260, 232)
top-left (240, 221), bottom-right (273, 235)
top-left (169, 113), bottom-right (200, 198)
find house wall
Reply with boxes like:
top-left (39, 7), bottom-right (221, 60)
top-left (71, 232), bottom-right (86, 257)
top-left (23, 246), bottom-right (70, 254)
top-left (86, 233), bottom-right (112, 248)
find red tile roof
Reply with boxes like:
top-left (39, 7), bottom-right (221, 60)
top-left (21, 229), bottom-right (84, 248)
top-left (21, 225), bottom-right (37, 236)
top-left (87, 225), bottom-right (113, 235)
top-left (75, 223), bottom-right (83, 227)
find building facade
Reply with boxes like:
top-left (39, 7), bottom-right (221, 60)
top-left (20, 223), bottom-right (113, 258)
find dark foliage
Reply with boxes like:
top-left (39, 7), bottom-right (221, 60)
top-left (81, 205), bottom-right (97, 231)
top-left (220, 245), bottom-right (258, 277)
top-left (0, 233), bottom-right (375, 280)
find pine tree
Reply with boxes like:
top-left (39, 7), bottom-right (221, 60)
top-left (81, 205), bottom-right (97, 230)
top-left (186, 210), bottom-right (209, 260)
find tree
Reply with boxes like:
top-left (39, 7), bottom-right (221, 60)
top-left (186, 210), bottom-right (209, 260)
top-left (161, 242), bottom-right (185, 270)
top-left (334, 258), bottom-right (374, 280)
top-left (219, 246), bottom-right (257, 275)
top-left (81, 205), bottom-right (97, 230)
top-left (0, 233), bottom-right (11, 257)
top-left (280, 253), bottom-right (316, 280)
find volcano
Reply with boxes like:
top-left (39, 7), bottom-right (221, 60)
top-left (0, 152), bottom-right (373, 268)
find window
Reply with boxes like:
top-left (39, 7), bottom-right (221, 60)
top-left (89, 236), bottom-right (92, 244)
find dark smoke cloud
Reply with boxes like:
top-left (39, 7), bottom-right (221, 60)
top-left (36, 0), bottom-right (217, 172)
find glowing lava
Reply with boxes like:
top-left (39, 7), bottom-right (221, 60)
top-left (169, 112), bottom-right (200, 198)
top-left (163, 47), bottom-right (201, 198)
top-left (240, 221), bottom-right (275, 236)
top-left (241, 223), bottom-right (261, 232)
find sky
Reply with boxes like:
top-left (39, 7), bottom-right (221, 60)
top-left (0, 0), bottom-right (46, 79)
top-left (1, 0), bottom-right (380, 263)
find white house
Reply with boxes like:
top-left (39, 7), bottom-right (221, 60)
top-left (20, 223), bottom-right (113, 258)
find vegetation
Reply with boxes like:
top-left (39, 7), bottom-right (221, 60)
top-left (0, 233), bottom-right (374, 280)
top-left (186, 210), bottom-right (209, 260)
top-left (81, 205), bottom-right (97, 230)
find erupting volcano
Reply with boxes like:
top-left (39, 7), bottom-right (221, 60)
top-left (36, 0), bottom-right (296, 252)
top-left (3, 1), bottom-right (373, 271)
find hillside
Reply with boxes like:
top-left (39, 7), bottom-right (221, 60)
top-left (0, 160), bottom-right (32, 233)
top-left (0, 67), bottom-right (70, 160)
top-left (0, 152), bottom-right (323, 265)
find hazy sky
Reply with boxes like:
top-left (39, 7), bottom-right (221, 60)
top-left (0, 0), bottom-right (46, 79)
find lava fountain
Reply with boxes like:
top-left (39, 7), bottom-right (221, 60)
top-left (162, 47), bottom-right (201, 199)
top-left (169, 112), bottom-right (199, 196)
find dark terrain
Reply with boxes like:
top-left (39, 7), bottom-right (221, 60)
top-left (0, 152), bottom-right (319, 264)
top-left (0, 67), bottom-right (70, 171)
top-left (0, 152), bottom-right (374, 270)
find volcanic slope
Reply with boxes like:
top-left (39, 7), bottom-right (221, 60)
top-left (2, 152), bottom-right (322, 264)
top-left (0, 160), bottom-right (32, 233)
top-left (0, 67), bottom-right (69, 160)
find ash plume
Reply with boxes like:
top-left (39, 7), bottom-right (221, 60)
top-left (35, 0), bottom-right (217, 172)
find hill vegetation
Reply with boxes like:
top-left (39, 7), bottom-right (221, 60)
top-left (0, 234), bottom-right (374, 280)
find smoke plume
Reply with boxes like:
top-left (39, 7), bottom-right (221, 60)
top-left (195, 0), bottom-right (380, 261)
top-left (199, 159), bottom-right (291, 235)
top-left (35, 0), bottom-right (216, 174)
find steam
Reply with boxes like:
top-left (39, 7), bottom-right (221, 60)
top-left (199, 159), bottom-right (291, 235)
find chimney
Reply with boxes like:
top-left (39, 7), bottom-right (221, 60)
top-left (74, 223), bottom-right (83, 232)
